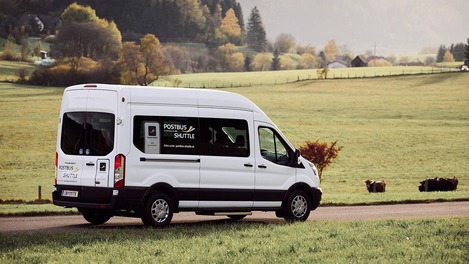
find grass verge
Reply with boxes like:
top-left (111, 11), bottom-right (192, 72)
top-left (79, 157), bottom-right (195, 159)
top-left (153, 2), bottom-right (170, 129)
top-left (1, 218), bottom-right (468, 263)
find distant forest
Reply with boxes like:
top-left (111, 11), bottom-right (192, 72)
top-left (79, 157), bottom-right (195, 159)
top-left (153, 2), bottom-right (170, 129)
top-left (0, 0), bottom-right (245, 43)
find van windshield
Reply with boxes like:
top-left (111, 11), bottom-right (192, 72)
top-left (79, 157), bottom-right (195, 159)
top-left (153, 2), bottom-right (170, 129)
top-left (61, 112), bottom-right (115, 156)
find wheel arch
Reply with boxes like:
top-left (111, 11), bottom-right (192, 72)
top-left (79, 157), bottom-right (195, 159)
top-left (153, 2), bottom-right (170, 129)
top-left (282, 183), bottom-right (321, 210)
top-left (142, 182), bottom-right (179, 210)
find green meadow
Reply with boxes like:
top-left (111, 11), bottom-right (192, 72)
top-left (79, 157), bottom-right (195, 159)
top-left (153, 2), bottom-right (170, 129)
top-left (0, 68), bottom-right (468, 206)
top-left (1, 218), bottom-right (468, 263)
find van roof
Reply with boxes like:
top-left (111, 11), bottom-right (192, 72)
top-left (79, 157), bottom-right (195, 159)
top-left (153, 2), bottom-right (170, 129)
top-left (66, 84), bottom-right (264, 113)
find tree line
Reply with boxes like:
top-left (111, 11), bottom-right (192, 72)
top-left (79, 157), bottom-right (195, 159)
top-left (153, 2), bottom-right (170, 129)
top-left (1, 1), bottom-right (468, 87)
top-left (436, 42), bottom-right (468, 63)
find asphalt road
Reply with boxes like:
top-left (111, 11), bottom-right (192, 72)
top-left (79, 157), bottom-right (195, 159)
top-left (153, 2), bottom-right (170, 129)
top-left (1, 201), bottom-right (468, 234)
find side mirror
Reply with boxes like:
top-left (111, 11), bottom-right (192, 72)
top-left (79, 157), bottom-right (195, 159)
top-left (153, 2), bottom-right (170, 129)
top-left (295, 149), bottom-right (301, 165)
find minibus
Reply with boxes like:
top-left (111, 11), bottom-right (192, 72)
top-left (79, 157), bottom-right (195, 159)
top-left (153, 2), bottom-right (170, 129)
top-left (53, 84), bottom-right (322, 227)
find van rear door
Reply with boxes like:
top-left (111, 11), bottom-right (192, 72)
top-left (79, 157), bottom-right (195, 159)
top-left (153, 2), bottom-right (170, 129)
top-left (57, 89), bottom-right (117, 188)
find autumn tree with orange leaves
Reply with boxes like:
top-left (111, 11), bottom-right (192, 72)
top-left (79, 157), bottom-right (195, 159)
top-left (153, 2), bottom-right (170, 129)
top-left (298, 140), bottom-right (343, 182)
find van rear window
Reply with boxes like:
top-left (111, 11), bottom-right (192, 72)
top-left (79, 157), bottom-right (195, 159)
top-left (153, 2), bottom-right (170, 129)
top-left (61, 112), bottom-right (115, 156)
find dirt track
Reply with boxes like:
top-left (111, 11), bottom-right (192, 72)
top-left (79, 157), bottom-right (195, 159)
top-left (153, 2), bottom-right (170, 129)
top-left (1, 201), bottom-right (468, 234)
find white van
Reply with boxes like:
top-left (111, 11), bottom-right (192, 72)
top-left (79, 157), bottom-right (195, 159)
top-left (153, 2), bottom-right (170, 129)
top-left (53, 84), bottom-right (322, 227)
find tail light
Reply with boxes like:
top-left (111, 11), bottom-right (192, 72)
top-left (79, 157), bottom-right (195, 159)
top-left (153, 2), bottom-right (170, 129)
top-left (54, 152), bottom-right (58, 185)
top-left (114, 154), bottom-right (126, 188)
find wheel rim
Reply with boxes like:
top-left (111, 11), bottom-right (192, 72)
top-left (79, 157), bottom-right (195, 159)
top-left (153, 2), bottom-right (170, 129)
top-left (291, 195), bottom-right (307, 218)
top-left (150, 198), bottom-right (169, 223)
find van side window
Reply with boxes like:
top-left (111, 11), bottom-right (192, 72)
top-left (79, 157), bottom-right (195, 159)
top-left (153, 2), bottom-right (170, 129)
top-left (258, 127), bottom-right (291, 166)
top-left (133, 116), bottom-right (249, 157)
top-left (134, 116), bottom-right (198, 155)
top-left (199, 118), bottom-right (249, 157)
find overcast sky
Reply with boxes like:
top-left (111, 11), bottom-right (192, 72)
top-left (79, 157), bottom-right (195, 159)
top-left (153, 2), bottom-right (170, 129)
top-left (237, 0), bottom-right (468, 55)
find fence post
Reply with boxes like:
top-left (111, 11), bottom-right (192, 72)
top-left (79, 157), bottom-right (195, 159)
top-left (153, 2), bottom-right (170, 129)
top-left (38, 185), bottom-right (42, 200)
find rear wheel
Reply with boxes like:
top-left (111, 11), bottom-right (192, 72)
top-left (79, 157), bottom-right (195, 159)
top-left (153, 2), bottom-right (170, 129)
top-left (142, 193), bottom-right (173, 227)
top-left (81, 210), bottom-right (112, 225)
top-left (284, 190), bottom-right (311, 222)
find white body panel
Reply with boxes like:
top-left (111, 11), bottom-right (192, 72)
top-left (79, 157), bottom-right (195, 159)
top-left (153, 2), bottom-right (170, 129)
top-left (55, 84), bottom-right (321, 213)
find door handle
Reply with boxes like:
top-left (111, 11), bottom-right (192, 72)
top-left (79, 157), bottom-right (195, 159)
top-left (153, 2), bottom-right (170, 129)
top-left (244, 163), bottom-right (253, 167)
top-left (258, 164), bottom-right (267, 169)
top-left (86, 162), bottom-right (95, 166)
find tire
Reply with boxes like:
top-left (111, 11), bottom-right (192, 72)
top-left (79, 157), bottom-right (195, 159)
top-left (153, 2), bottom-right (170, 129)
top-left (228, 215), bottom-right (247, 221)
top-left (284, 190), bottom-right (311, 222)
top-left (142, 193), bottom-right (173, 227)
top-left (81, 210), bottom-right (112, 225)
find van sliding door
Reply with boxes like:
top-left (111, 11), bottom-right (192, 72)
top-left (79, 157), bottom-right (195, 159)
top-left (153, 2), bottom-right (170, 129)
top-left (198, 109), bottom-right (255, 209)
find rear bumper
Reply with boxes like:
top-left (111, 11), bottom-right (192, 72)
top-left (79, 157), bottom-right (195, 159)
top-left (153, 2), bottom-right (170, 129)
top-left (52, 185), bottom-right (146, 211)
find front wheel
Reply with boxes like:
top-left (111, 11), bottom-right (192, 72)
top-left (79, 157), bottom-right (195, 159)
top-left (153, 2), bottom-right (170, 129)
top-left (142, 193), bottom-right (174, 227)
top-left (81, 209), bottom-right (112, 225)
top-left (284, 190), bottom-right (311, 222)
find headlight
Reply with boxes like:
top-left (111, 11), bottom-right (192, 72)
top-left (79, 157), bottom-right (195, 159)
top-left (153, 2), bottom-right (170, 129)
top-left (307, 161), bottom-right (318, 177)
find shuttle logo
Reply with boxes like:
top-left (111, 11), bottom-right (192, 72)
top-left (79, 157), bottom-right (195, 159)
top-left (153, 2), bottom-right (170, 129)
top-left (164, 123), bottom-right (196, 140)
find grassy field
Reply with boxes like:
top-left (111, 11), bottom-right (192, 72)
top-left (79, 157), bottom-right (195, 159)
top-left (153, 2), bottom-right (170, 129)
top-left (226, 73), bottom-right (469, 202)
top-left (0, 68), bottom-right (468, 206)
top-left (0, 61), bottom-right (37, 82)
top-left (153, 65), bottom-right (459, 88)
top-left (1, 217), bottom-right (468, 263)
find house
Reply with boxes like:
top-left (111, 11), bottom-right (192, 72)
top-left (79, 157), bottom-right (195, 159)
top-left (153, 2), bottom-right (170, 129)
top-left (351, 56), bottom-right (367, 67)
top-left (328, 61), bottom-right (348, 68)
top-left (327, 56), bottom-right (352, 68)
top-left (17, 14), bottom-right (60, 36)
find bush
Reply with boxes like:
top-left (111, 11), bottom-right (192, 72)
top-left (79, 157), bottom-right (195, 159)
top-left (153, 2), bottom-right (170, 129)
top-left (298, 140), bottom-right (343, 182)
top-left (16, 68), bottom-right (29, 83)
top-left (28, 59), bottom-right (121, 87)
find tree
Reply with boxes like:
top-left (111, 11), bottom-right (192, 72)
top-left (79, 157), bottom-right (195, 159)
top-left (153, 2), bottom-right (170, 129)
top-left (323, 39), bottom-right (339, 62)
top-left (216, 43), bottom-right (244, 72)
top-left (244, 55), bottom-right (252, 71)
top-left (271, 49), bottom-right (280, 70)
top-left (120, 34), bottom-right (172, 86)
top-left (33, 41), bottom-right (42, 57)
top-left (61, 3), bottom-right (99, 23)
top-left (451, 43), bottom-right (465, 61)
top-left (246, 6), bottom-right (267, 51)
top-left (424, 56), bottom-right (435, 66)
top-left (53, 3), bottom-right (122, 71)
top-left (274, 33), bottom-right (295, 53)
top-left (175, 0), bottom-right (206, 40)
top-left (297, 53), bottom-right (318, 69)
top-left (279, 55), bottom-right (295, 70)
top-left (20, 37), bottom-right (29, 61)
top-left (298, 141), bottom-right (343, 182)
top-left (0, 35), bottom-right (18, 61)
top-left (251, 53), bottom-right (272, 71)
top-left (465, 39), bottom-right (469, 65)
top-left (443, 51), bottom-right (455, 62)
top-left (220, 8), bottom-right (241, 45)
top-left (163, 45), bottom-right (189, 73)
top-left (436, 45), bottom-right (446, 63)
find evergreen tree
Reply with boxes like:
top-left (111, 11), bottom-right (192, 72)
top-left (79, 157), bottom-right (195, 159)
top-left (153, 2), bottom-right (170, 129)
top-left (436, 45), bottom-right (446, 63)
top-left (244, 55), bottom-right (252, 71)
top-left (451, 43), bottom-right (465, 61)
top-left (246, 6), bottom-right (267, 51)
top-left (271, 49), bottom-right (280, 70)
top-left (465, 39), bottom-right (469, 65)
